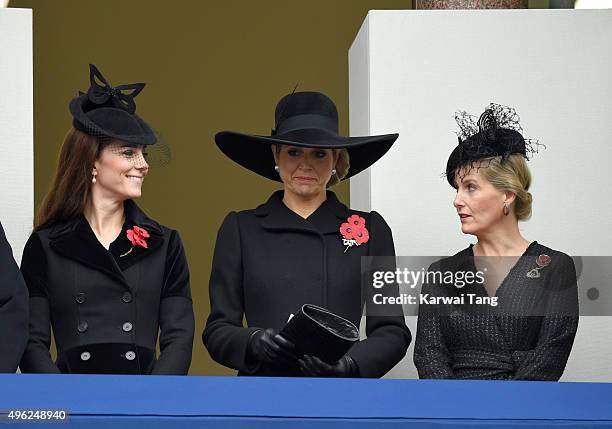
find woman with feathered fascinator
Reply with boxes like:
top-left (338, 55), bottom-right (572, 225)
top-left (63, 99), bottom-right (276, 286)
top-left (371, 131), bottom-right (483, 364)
top-left (414, 104), bottom-right (579, 381)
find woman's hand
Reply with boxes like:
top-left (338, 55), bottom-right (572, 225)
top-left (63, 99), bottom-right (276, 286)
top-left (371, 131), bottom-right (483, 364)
top-left (299, 355), bottom-right (357, 377)
top-left (247, 328), bottom-right (297, 366)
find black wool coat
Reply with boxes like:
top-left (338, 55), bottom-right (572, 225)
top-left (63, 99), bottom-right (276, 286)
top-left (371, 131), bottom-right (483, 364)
top-left (0, 222), bottom-right (29, 372)
top-left (203, 191), bottom-right (411, 377)
top-left (19, 200), bottom-right (194, 375)
top-left (414, 242), bottom-right (579, 381)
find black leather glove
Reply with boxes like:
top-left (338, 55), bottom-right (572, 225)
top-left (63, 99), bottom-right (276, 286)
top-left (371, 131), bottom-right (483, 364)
top-left (298, 354), bottom-right (359, 378)
top-left (247, 328), bottom-right (298, 367)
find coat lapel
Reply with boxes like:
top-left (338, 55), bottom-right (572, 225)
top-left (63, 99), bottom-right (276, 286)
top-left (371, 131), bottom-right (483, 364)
top-left (49, 216), bottom-right (128, 287)
top-left (115, 200), bottom-right (164, 271)
top-left (255, 191), bottom-right (319, 234)
top-left (306, 191), bottom-right (350, 235)
top-left (255, 191), bottom-right (350, 235)
top-left (49, 200), bottom-right (164, 288)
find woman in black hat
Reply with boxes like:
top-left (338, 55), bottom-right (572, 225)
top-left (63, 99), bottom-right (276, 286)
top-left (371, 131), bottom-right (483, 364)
top-left (19, 65), bottom-right (194, 374)
top-left (414, 104), bottom-right (579, 380)
top-left (203, 91), bottom-right (411, 377)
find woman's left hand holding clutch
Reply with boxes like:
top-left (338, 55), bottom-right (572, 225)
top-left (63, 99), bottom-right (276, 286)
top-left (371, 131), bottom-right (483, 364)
top-left (299, 355), bottom-right (358, 377)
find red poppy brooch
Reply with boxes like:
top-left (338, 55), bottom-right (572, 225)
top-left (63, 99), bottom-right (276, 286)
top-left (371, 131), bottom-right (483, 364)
top-left (340, 215), bottom-right (369, 253)
top-left (527, 254), bottom-right (551, 278)
top-left (121, 225), bottom-right (150, 257)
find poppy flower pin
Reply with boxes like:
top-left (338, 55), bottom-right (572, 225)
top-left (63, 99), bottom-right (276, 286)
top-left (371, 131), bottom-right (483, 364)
top-left (527, 254), bottom-right (551, 278)
top-left (120, 225), bottom-right (150, 257)
top-left (340, 214), bottom-right (369, 253)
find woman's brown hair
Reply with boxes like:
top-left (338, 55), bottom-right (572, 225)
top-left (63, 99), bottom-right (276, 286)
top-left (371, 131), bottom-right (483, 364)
top-left (35, 127), bottom-right (106, 230)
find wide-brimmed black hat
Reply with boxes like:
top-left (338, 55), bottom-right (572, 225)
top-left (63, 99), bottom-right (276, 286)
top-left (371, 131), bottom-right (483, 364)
top-left (446, 103), bottom-right (541, 187)
top-left (215, 91), bottom-right (398, 182)
top-left (69, 64), bottom-right (157, 145)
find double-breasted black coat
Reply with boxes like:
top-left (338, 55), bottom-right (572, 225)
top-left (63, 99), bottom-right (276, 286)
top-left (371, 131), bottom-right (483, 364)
top-left (0, 222), bottom-right (29, 372)
top-left (203, 191), bottom-right (411, 377)
top-left (414, 241), bottom-right (579, 380)
top-left (19, 200), bottom-right (194, 375)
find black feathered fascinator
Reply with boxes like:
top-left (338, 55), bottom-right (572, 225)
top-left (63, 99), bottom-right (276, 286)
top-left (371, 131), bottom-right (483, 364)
top-left (446, 103), bottom-right (543, 187)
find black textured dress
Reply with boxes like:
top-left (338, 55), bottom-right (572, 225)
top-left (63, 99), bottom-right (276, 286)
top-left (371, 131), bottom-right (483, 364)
top-left (414, 241), bottom-right (579, 380)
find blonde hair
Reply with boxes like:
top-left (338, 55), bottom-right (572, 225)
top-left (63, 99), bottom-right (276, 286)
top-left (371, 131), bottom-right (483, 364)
top-left (327, 148), bottom-right (349, 187)
top-left (273, 144), bottom-right (350, 187)
top-left (480, 154), bottom-right (533, 221)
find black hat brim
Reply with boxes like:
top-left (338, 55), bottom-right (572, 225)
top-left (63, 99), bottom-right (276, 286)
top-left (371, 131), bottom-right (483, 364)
top-left (215, 128), bottom-right (399, 182)
top-left (69, 94), bottom-right (157, 145)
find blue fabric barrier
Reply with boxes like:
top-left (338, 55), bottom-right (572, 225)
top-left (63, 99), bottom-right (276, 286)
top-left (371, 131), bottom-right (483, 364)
top-left (1, 375), bottom-right (611, 428)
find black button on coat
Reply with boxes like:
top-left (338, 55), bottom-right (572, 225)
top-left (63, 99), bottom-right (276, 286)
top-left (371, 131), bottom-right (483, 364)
top-left (0, 222), bottom-right (29, 373)
top-left (19, 200), bottom-right (194, 375)
top-left (203, 191), bottom-right (411, 377)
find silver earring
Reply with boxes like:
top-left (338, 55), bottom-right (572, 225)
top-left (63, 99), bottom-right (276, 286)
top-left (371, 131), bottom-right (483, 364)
top-left (274, 165), bottom-right (279, 173)
top-left (331, 169), bottom-right (337, 176)
top-left (91, 175), bottom-right (97, 184)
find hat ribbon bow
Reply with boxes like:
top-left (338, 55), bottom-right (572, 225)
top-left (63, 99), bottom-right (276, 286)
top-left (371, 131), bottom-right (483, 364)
top-left (86, 64), bottom-right (145, 114)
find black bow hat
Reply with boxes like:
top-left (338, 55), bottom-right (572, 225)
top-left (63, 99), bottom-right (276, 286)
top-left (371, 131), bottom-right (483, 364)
top-left (446, 103), bottom-right (541, 187)
top-left (69, 64), bottom-right (157, 145)
top-left (215, 91), bottom-right (399, 182)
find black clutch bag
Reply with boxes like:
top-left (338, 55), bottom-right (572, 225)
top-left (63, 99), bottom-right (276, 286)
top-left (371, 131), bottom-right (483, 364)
top-left (279, 304), bottom-right (360, 364)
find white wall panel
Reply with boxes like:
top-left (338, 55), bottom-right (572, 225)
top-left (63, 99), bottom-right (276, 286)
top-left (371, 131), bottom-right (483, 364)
top-left (0, 8), bottom-right (33, 263)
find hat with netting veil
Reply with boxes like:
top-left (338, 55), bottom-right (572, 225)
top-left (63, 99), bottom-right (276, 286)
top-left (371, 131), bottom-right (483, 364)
top-left (446, 103), bottom-right (543, 188)
top-left (69, 64), bottom-right (157, 146)
top-left (215, 91), bottom-right (399, 182)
